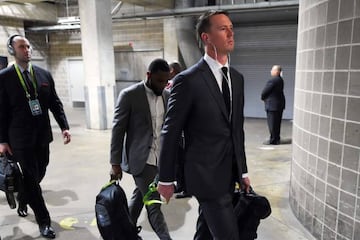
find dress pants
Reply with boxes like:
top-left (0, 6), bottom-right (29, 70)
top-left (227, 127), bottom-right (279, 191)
top-left (13, 145), bottom-right (51, 226)
top-left (266, 110), bottom-right (283, 144)
top-left (128, 164), bottom-right (172, 240)
top-left (194, 193), bottom-right (239, 240)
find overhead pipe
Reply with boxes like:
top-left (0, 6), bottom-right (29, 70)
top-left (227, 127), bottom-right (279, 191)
top-left (111, 1), bottom-right (123, 15)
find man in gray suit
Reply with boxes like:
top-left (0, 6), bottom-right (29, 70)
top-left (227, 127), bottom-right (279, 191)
top-left (110, 59), bottom-right (172, 240)
top-left (158, 10), bottom-right (250, 240)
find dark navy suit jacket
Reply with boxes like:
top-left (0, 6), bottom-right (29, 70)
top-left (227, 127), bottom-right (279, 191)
top-left (158, 59), bottom-right (248, 199)
top-left (261, 75), bottom-right (285, 111)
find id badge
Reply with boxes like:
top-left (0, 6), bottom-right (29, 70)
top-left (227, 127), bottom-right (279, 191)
top-left (28, 99), bottom-right (42, 116)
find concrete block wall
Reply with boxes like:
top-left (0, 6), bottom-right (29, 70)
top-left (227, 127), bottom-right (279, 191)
top-left (290, 0), bottom-right (360, 239)
top-left (0, 17), bottom-right (24, 62)
top-left (44, 31), bottom-right (82, 106)
top-left (112, 19), bottom-right (164, 50)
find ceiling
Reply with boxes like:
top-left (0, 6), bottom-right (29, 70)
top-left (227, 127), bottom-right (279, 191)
top-left (0, 0), bottom-right (49, 3)
top-left (0, 0), bottom-right (298, 32)
top-left (118, 0), bottom-right (173, 8)
top-left (0, 0), bottom-right (172, 8)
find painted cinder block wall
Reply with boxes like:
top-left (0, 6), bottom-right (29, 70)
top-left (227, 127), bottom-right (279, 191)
top-left (290, 0), bottom-right (360, 239)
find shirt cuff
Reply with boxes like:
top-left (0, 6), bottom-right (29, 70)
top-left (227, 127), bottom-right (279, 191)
top-left (158, 181), bottom-right (175, 185)
top-left (242, 173), bottom-right (249, 178)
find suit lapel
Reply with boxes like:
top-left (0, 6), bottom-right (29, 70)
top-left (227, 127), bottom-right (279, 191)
top-left (162, 90), bottom-right (169, 110)
top-left (230, 68), bottom-right (245, 129)
top-left (31, 66), bottom-right (44, 92)
top-left (162, 90), bottom-right (169, 120)
top-left (199, 59), bottom-right (230, 122)
top-left (230, 68), bottom-right (238, 124)
top-left (31, 66), bottom-right (39, 91)
top-left (139, 83), bottom-right (152, 127)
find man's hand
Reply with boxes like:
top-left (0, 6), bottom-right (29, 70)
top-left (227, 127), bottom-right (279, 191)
top-left (0, 143), bottom-right (12, 156)
top-left (110, 165), bottom-right (123, 180)
top-left (157, 183), bottom-right (175, 203)
top-left (62, 130), bottom-right (71, 144)
top-left (242, 177), bottom-right (251, 193)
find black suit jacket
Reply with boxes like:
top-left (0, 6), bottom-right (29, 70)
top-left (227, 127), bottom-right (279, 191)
top-left (159, 59), bottom-right (248, 199)
top-left (261, 75), bottom-right (285, 111)
top-left (0, 64), bottom-right (69, 149)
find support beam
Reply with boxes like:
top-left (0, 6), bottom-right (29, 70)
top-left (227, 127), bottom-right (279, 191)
top-left (78, 0), bottom-right (116, 130)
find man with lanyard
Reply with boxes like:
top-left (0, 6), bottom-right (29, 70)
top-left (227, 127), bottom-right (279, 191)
top-left (0, 35), bottom-right (71, 239)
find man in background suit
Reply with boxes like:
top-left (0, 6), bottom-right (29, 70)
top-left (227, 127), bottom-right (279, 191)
top-left (166, 61), bottom-right (182, 89)
top-left (0, 35), bottom-right (71, 239)
top-left (110, 59), bottom-right (172, 240)
top-left (157, 10), bottom-right (251, 240)
top-left (261, 65), bottom-right (285, 145)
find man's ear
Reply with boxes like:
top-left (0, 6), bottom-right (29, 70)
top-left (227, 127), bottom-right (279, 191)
top-left (201, 33), bottom-right (209, 44)
top-left (146, 72), bottom-right (152, 82)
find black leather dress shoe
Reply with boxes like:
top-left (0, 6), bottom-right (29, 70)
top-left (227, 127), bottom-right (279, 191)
top-left (39, 225), bottom-right (56, 239)
top-left (17, 204), bottom-right (28, 217)
top-left (263, 140), bottom-right (280, 145)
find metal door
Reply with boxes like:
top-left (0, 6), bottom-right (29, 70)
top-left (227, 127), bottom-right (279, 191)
top-left (68, 59), bottom-right (85, 107)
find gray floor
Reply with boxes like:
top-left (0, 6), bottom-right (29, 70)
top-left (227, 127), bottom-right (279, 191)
top-left (0, 107), bottom-right (315, 240)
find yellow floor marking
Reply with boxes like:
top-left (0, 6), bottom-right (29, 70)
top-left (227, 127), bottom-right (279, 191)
top-left (59, 217), bottom-right (79, 230)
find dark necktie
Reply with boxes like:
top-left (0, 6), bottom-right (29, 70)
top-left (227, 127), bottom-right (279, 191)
top-left (23, 70), bottom-right (35, 97)
top-left (221, 67), bottom-right (230, 115)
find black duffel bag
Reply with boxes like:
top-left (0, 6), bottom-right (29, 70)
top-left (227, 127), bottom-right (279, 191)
top-left (0, 154), bottom-right (23, 209)
top-left (233, 186), bottom-right (271, 240)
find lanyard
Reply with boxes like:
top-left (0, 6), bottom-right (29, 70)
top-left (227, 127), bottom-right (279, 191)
top-left (14, 63), bottom-right (37, 99)
top-left (143, 176), bottom-right (166, 206)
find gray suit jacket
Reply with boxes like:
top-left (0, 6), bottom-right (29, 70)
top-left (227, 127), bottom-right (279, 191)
top-left (110, 81), bottom-right (169, 176)
top-left (158, 59), bottom-right (248, 199)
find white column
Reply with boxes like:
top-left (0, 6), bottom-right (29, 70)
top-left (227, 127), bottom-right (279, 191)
top-left (78, 0), bottom-right (116, 130)
top-left (163, 18), bottom-right (178, 62)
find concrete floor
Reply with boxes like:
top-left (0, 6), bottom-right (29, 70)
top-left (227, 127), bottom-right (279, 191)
top-left (0, 107), bottom-right (315, 240)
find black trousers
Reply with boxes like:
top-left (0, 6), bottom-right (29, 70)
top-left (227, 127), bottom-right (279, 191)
top-left (194, 151), bottom-right (240, 240)
top-left (13, 145), bottom-right (51, 226)
top-left (266, 110), bottom-right (283, 144)
top-left (128, 164), bottom-right (172, 240)
top-left (194, 193), bottom-right (239, 240)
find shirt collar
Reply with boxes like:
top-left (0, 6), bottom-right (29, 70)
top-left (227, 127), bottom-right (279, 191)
top-left (16, 64), bottom-right (31, 73)
top-left (143, 81), bottom-right (158, 97)
top-left (204, 53), bottom-right (229, 71)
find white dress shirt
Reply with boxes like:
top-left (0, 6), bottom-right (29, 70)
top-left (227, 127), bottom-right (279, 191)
top-left (204, 53), bottom-right (232, 99)
top-left (144, 82), bottom-right (164, 166)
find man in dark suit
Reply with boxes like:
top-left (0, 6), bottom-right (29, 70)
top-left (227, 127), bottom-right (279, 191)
top-left (110, 59), bottom-right (172, 240)
top-left (0, 35), bottom-right (71, 239)
top-left (261, 65), bottom-right (285, 145)
top-left (157, 10), bottom-right (250, 240)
